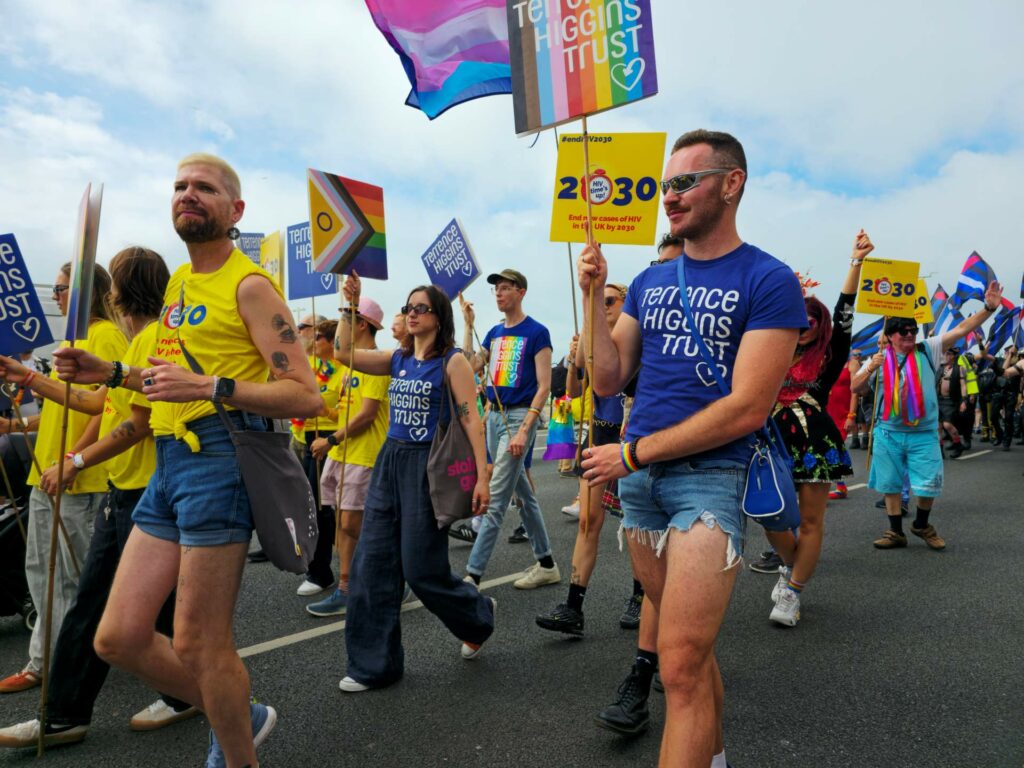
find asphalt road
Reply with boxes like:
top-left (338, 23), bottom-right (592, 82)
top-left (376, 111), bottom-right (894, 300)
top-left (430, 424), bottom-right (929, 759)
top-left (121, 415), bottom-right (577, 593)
top-left (1, 441), bottom-right (1022, 767)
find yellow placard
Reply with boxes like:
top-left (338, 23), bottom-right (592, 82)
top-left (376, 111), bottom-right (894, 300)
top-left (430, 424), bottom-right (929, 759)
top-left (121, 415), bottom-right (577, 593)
top-left (913, 279), bottom-right (933, 324)
top-left (260, 231), bottom-right (284, 290)
top-left (855, 258), bottom-right (920, 318)
top-left (550, 132), bottom-right (666, 246)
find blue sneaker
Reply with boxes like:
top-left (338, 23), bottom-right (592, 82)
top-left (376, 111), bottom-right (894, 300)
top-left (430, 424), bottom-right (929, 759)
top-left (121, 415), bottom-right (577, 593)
top-left (307, 588), bottom-right (347, 617)
top-left (206, 702), bottom-right (277, 768)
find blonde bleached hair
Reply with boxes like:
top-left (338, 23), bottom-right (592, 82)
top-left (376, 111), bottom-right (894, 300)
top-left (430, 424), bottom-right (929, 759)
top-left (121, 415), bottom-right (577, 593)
top-left (177, 153), bottom-right (241, 199)
top-left (607, 283), bottom-right (628, 300)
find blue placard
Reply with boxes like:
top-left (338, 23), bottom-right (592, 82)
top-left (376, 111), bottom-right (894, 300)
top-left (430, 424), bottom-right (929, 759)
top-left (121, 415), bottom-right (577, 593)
top-left (287, 222), bottom-right (337, 301)
top-left (0, 234), bottom-right (56, 354)
top-left (420, 218), bottom-right (479, 299)
top-left (237, 232), bottom-right (264, 264)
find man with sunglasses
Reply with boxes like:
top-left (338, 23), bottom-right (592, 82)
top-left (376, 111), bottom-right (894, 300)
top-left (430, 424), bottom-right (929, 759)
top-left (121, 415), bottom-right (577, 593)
top-left (52, 153), bottom-right (321, 767)
top-left (464, 268), bottom-right (559, 589)
top-left (577, 130), bottom-right (807, 766)
top-left (852, 285), bottom-right (1003, 551)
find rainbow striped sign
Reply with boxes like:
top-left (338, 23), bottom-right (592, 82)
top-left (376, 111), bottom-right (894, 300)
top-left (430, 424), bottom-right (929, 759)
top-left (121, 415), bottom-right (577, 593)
top-left (307, 169), bottom-right (373, 275)
top-left (65, 183), bottom-right (103, 342)
top-left (338, 176), bottom-right (388, 281)
top-left (507, 0), bottom-right (658, 136)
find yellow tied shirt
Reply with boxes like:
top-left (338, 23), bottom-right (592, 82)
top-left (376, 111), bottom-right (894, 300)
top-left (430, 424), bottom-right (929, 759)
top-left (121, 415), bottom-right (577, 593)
top-left (29, 319), bottom-right (128, 493)
top-left (148, 249), bottom-right (280, 450)
top-left (327, 366), bottom-right (390, 469)
top-left (103, 322), bottom-right (158, 490)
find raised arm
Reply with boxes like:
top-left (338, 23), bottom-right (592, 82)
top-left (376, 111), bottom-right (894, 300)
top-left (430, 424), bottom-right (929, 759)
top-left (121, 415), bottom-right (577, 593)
top-left (577, 243), bottom-right (641, 396)
top-left (940, 281), bottom-right (1003, 351)
top-left (0, 355), bottom-right (105, 415)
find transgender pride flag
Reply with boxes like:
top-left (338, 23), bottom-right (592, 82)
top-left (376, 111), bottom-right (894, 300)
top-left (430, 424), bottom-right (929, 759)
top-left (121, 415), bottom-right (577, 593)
top-left (365, 1), bottom-right (512, 119)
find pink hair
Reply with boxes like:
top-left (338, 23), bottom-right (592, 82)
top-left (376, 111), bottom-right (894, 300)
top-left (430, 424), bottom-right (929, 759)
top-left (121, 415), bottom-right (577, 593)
top-left (777, 296), bottom-right (832, 406)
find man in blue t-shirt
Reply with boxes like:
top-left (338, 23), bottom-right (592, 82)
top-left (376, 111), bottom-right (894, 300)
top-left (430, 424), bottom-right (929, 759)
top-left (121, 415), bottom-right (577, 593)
top-left (578, 130), bottom-right (806, 764)
top-left (464, 268), bottom-right (560, 588)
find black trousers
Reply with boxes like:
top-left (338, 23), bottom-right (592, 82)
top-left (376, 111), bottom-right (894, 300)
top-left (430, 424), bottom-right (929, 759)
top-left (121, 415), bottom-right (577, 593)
top-left (302, 431), bottom-right (337, 588)
top-left (47, 484), bottom-right (185, 726)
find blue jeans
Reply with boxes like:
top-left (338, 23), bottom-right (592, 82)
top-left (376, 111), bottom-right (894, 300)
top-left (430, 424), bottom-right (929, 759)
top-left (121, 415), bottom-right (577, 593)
top-left (345, 440), bottom-right (494, 686)
top-left (133, 412), bottom-right (265, 547)
top-left (466, 407), bottom-right (552, 577)
top-left (618, 458), bottom-right (747, 567)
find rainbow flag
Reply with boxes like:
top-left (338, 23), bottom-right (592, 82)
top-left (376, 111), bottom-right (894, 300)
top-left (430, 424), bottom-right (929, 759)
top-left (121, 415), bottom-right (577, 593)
top-left (507, 0), bottom-right (658, 135)
top-left (365, 0), bottom-right (512, 119)
top-left (65, 183), bottom-right (103, 341)
top-left (307, 169), bottom-right (373, 275)
top-left (338, 176), bottom-right (388, 280)
top-left (542, 395), bottom-right (577, 461)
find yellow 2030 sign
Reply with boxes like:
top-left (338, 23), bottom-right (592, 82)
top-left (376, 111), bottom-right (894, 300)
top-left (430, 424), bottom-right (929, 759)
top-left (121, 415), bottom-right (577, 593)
top-left (855, 258), bottom-right (920, 318)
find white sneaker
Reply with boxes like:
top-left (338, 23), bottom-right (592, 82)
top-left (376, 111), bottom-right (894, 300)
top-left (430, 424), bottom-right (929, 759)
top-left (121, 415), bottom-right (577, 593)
top-left (513, 562), bottom-right (561, 590)
top-left (771, 566), bottom-right (791, 603)
top-left (770, 589), bottom-right (801, 627)
top-left (129, 698), bottom-right (198, 731)
top-left (296, 579), bottom-right (329, 596)
top-left (0, 719), bottom-right (88, 748)
top-left (561, 499), bottom-right (580, 518)
top-left (338, 676), bottom-right (370, 693)
top-left (461, 598), bottom-right (496, 659)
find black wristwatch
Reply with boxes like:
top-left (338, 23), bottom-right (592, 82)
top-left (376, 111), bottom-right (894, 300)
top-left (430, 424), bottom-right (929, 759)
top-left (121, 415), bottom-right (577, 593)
top-left (212, 376), bottom-right (236, 404)
top-left (326, 434), bottom-right (340, 447)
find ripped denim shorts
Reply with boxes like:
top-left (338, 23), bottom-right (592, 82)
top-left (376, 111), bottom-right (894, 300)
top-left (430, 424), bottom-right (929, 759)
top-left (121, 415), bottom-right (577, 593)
top-left (618, 458), bottom-right (747, 567)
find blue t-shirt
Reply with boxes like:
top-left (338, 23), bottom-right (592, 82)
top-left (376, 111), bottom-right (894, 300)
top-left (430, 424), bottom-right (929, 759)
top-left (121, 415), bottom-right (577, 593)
top-left (594, 392), bottom-right (626, 424)
top-left (622, 244), bottom-right (806, 462)
top-left (481, 316), bottom-right (552, 407)
top-left (386, 350), bottom-right (450, 442)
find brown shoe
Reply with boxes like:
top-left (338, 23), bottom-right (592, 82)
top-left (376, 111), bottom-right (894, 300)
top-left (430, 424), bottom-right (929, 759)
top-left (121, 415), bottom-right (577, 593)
top-left (873, 530), bottom-right (908, 549)
top-left (0, 670), bottom-right (41, 694)
top-left (911, 524), bottom-right (946, 550)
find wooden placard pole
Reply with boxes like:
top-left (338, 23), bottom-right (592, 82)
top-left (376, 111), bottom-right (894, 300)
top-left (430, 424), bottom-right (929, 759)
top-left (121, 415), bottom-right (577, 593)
top-left (579, 114), bottom-right (597, 537)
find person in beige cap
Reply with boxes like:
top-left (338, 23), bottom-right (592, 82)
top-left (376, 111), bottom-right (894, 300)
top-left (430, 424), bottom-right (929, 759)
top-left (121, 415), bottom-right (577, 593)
top-left (306, 297), bottom-right (392, 617)
top-left (464, 269), bottom-right (560, 588)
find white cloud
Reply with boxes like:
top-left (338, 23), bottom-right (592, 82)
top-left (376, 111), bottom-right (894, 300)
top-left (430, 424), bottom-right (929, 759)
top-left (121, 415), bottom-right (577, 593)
top-left (2, 0), bottom-right (1022, 354)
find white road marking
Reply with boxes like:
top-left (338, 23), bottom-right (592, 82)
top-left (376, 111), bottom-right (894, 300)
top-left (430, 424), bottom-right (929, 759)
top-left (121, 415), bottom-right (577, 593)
top-left (238, 570), bottom-right (524, 659)
top-left (846, 483), bottom-right (867, 492)
top-left (957, 449), bottom-right (991, 460)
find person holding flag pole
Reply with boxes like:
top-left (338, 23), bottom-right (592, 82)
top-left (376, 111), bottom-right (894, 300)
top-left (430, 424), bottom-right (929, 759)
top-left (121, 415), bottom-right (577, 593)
top-left (0, 263), bottom-right (124, 703)
top-left (852, 280), bottom-right (1005, 550)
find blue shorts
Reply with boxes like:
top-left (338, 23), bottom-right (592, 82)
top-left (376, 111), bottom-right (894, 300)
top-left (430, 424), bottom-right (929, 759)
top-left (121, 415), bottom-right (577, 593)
top-left (618, 458), bottom-right (747, 566)
top-left (132, 412), bottom-right (266, 547)
top-left (868, 427), bottom-right (943, 499)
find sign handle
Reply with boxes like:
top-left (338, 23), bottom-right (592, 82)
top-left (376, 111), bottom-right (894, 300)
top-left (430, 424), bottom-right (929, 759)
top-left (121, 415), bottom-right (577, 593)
top-left (333, 298), bottom-right (359, 571)
top-left (579, 114), bottom-right (599, 536)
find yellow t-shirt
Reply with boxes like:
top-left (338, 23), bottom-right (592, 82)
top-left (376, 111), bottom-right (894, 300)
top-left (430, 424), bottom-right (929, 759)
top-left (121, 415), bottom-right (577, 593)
top-left (29, 319), bottom-right (128, 493)
top-left (327, 366), bottom-right (390, 469)
top-left (102, 322), bottom-right (158, 490)
top-left (149, 249), bottom-right (280, 439)
top-left (289, 356), bottom-right (345, 442)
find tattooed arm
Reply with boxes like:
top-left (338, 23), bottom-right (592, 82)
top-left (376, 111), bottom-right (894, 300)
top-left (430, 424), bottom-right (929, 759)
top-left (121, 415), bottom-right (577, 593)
top-left (40, 404), bottom-right (154, 495)
top-left (446, 352), bottom-right (490, 513)
top-left (0, 354), bottom-right (105, 414)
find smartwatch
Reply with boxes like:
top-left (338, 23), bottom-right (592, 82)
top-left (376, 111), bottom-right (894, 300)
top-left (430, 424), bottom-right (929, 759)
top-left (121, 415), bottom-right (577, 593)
top-left (212, 376), bottom-right (236, 404)
top-left (326, 434), bottom-right (340, 447)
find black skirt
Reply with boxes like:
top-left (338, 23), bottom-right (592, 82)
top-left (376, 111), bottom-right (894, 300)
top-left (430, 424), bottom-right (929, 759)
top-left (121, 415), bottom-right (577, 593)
top-left (773, 395), bottom-right (854, 483)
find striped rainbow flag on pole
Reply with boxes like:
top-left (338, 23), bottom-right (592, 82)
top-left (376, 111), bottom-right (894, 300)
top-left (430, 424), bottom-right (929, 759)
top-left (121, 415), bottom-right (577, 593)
top-left (365, 0), bottom-right (512, 119)
top-left (507, 0), bottom-right (658, 135)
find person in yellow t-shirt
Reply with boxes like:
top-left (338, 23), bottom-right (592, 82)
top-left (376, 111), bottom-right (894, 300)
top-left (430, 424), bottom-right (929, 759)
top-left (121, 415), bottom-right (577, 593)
top-left (0, 262), bottom-right (125, 697)
top-left (305, 298), bottom-right (390, 618)
top-left (293, 319), bottom-right (348, 596)
top-left (0, 247), bottom-right (200, 747)
top-left (52, 154), bottom-right (320, 767)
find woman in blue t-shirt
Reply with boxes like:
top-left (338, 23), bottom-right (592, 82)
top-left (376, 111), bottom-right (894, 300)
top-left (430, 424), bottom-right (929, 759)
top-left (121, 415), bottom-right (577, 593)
top-left (333, 276), bottom-right (495, 692)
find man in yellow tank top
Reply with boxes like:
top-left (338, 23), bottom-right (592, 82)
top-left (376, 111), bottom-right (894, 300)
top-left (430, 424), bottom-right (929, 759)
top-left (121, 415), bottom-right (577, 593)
top-left (53, 154), bottom-right (320, 768)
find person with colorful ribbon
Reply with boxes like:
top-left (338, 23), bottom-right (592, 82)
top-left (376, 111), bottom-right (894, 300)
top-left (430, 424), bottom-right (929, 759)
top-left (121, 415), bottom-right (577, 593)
top-left (852, 279), bottom-right (1005, 551)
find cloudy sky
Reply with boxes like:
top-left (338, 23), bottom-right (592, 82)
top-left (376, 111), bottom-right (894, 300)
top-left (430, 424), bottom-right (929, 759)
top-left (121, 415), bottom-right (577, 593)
top-left (2, 0), bottom-right (1022, 351)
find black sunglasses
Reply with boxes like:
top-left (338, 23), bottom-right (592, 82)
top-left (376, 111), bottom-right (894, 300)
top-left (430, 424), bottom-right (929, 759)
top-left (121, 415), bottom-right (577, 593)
top-left (297, 323), bottom-right (313, 331)
top-left (660, 168), bottom-right (732, 195)
top-left (893, 327), bottom-right (918, 337)
top-left (52, 285), bottom-right (69, 295)
top-left (603, 296), bottom-right (621, 307)
top-left (401, 303), bottom-right (434, 317)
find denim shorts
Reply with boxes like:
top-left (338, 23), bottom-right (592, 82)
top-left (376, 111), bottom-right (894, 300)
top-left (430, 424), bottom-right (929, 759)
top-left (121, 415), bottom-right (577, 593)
top-left (868, 427), bottom-right (943, 499)
top-left (618, 458), bottom-right (747, 566)
top-left (132, 412), bottom-right (265, 547)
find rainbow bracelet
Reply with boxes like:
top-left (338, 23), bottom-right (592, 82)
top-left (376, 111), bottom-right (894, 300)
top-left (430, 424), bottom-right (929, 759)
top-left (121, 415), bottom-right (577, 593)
top-left (620, 441), bottom-right (641, 473)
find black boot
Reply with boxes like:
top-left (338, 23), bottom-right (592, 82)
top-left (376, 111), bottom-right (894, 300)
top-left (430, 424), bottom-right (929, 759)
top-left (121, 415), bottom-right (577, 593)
top-left (595, 666), bottom-right (651, 736)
